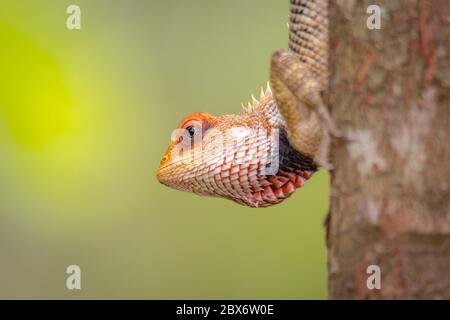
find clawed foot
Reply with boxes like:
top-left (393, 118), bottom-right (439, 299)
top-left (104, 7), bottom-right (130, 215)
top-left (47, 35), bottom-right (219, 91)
top-left (316, 100), bottom-right (342, 139)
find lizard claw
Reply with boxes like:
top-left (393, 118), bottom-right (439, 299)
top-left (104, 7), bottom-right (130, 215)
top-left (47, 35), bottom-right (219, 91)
top-left (315, 97), bottom-right (343, 139)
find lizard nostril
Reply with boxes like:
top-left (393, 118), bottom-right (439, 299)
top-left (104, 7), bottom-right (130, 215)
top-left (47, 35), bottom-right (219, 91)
top-left (160, 155), bottom-right (169, 165)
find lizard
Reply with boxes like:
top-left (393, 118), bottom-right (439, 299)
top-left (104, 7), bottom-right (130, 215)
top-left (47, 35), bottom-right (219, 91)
top-left (156, 0), bottom-right (337, 208)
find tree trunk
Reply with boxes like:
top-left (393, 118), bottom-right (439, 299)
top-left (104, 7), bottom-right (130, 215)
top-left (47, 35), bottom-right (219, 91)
top-left (328, 0), bottom-right (450, 299)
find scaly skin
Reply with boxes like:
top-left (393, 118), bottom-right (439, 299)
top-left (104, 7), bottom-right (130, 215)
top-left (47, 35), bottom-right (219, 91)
top-left (157, 0), bottom-right (333, 207)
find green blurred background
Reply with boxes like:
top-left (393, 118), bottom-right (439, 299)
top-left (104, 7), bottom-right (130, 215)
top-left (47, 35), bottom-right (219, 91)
top-left (0, 0), bottom-right (328, 299)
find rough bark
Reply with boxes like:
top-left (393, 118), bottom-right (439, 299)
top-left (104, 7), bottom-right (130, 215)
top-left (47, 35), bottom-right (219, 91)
top-left (328, 0), bottom-right (450, 299)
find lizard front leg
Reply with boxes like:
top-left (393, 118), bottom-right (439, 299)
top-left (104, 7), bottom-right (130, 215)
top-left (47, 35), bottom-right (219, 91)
top-left (270, 49), bottom-right (338, 168)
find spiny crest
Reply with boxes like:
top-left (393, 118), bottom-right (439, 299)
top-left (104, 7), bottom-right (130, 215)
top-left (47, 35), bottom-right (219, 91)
top-left (241, 82), bottom-right (273, 114)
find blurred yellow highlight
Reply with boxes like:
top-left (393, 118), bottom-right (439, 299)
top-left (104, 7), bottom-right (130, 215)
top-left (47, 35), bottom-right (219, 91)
top-left (0, 20), bottom-right (72, 147)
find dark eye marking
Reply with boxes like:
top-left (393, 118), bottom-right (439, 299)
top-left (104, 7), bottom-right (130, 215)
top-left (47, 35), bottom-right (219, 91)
top-left (185, 125), bottom-right (196, 137)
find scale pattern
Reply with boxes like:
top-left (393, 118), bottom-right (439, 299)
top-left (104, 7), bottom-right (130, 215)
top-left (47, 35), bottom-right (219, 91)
top-left (289, 0), bottom-right (329, 89)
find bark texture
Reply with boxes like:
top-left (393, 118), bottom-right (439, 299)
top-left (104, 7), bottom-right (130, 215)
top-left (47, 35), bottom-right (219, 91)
top-left (328, 0), bottom-right (450, 299)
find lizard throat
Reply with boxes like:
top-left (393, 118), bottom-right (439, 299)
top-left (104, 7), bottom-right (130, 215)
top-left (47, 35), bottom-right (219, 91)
top-left (243, 169), bottom-right (313, 207)
top-left (237, 128), bottom-right (317, 207)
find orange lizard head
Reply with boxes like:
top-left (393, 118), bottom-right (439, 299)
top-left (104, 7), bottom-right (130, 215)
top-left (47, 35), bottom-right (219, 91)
top-left (156, 90), bottom-right (317, 207)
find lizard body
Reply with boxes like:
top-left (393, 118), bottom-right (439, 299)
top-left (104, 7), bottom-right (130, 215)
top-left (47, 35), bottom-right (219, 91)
top-left (157, 0), bottom-right (332, 208)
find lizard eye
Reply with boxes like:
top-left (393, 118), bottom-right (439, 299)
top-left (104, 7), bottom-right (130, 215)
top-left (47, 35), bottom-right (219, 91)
top-left (185, 125), bottom-right (196, 137)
